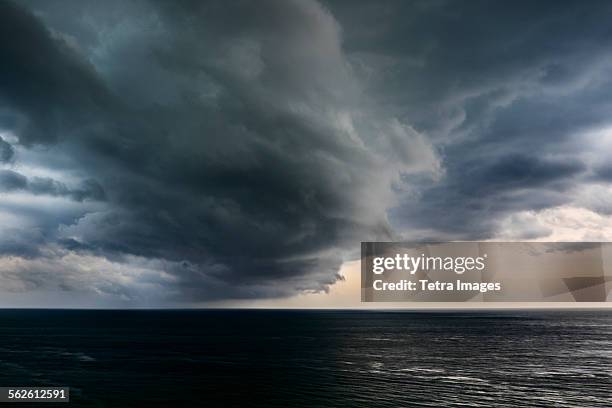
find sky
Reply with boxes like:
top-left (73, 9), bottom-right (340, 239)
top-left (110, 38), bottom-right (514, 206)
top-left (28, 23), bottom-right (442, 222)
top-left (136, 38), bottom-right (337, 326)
top-left (1, 0), bottom-right (612, 307)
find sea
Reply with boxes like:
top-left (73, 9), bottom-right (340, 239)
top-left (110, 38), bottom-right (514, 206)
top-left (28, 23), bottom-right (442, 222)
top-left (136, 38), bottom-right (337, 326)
top-left (0, 310), bottom-right (609, 407)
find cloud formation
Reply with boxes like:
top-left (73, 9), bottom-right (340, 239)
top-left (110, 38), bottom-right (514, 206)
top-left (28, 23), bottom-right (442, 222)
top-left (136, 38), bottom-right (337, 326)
top-left (326, 0), bottom-right (612, 240)
top-left (1, 0), bottom-right (612, 305)
top-left (0, 0), bottom-right (439, 303)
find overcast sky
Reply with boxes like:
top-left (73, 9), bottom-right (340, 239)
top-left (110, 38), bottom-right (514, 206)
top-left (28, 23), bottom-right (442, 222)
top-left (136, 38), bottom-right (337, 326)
top-left (2, 0), bottom-right (612, 307)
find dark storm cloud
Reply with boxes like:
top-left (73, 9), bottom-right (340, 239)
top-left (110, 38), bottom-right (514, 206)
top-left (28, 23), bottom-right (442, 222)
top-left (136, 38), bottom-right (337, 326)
top-left (457, 155), bottom-right (585, 196)
top-left (0, 170), bottom-right (26, 191)
top-left (0, 137), bottom-right (14, 163)
top-left (324, 0), bottom-right (612, 239)
top-left (0, 169), bottom-right (104, 201)
top-left (391, 155), bottom-right (586, 239)
top-left (3, 0), bottom-right (612, 304)
top-left (1, 0), bottom-right (439, 302)
top-left (0, 1), bottom-right (114, 145)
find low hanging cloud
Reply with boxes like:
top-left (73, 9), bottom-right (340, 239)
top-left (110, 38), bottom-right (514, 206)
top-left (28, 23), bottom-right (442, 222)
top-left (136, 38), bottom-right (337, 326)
top-left (0, 0), bottom-right (438, 303)
top-left (2, 0), bottom-right (612, 305)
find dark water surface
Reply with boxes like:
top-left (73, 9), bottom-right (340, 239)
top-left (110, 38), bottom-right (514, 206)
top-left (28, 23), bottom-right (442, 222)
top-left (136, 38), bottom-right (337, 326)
top-left (0, 310), bottom-right (609, 407)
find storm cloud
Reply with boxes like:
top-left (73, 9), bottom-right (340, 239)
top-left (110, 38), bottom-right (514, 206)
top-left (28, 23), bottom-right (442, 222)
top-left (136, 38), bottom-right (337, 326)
top-left (1, 0), bottom-right (612, 305)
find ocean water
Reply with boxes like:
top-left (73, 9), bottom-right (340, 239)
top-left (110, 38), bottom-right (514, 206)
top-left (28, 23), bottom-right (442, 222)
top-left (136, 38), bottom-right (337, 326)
top-left (0, 310), bottom-right (609, 407)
